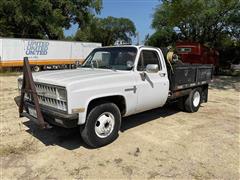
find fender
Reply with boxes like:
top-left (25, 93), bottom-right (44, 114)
top-left (78, 93), bottom-right (127, 125)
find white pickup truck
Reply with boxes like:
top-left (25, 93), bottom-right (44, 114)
top-left (16, 45), bottom-right (213, 147)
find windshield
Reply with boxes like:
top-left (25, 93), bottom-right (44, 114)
top-left (82, 47), bottom-right (137, 70)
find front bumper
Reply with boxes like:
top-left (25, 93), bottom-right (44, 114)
top-left (15, 96), bottom-right (78, 128)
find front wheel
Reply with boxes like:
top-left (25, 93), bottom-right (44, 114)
top-left (81, 102), bottom-right (121, 148)
top-left (184, 88), bottom-right (202, 113)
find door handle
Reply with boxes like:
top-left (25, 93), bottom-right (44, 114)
top-left (160, 73), bottom-right (166, 77)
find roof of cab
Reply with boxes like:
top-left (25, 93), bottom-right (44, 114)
top-left (98, 45), bottom-right (158, 50)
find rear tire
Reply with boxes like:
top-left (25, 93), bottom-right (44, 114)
top-left (81, 102), bottom-right (121, 148)
top-left (184, 88), bottom-right (202, 113)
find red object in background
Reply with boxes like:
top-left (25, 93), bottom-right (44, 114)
top-left (176, 42), bottom-right (219, 68)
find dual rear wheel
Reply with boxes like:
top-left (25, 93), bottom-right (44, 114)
top-left (178, 88), bottom-right (202, 113)
top-left (185, 88), bottom-right (202, 112)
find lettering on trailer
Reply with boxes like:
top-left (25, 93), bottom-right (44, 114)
top-left (25, 41), bottom-right (49, 56)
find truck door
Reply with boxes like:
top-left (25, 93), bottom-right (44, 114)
top-left (134, 49), bottom-right (169, 113)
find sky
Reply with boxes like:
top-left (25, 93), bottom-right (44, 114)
top-left (64, 0), bottom-right (160, 44)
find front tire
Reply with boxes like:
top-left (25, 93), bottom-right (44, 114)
top-left (81, 102), bottom-right (121, 148)
top-left (184, 88), bottom-right (202, 113)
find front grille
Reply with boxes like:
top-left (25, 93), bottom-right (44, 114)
top-left (38, 95), bottom-right (67, 111)
top-left (24, 82), bottom-right (67, 112)
top-left (35, 84), bottom-right (57, 99)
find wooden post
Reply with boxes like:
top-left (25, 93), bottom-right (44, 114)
top-left (19, 57), bottom-right (48, 128)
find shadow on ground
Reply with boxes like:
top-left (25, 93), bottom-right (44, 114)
top-left (210, 76), bottom-right (240, 91)
top-left (120, 105), bottom-right (179, 132)
top-left (23, 121), bottom-right (85, 150)
top-left (23, 105), bottom-right (180, 150)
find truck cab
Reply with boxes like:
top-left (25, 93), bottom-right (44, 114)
top-left (16, 45), bottom-right (213, 147)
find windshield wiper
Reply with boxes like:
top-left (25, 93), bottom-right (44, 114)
top-left (99, 65), bottom-right (116, 71)
top-left (80, 64), bottom-right (116, 71)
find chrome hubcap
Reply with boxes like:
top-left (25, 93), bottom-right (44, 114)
top-left (95, 112), bottom-right (115, 138)
top-left (193, 91), bottom-right (200, 107)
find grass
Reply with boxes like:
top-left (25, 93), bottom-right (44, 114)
top-left (218, 69), bottom-right (240, 76)
top-left (0, 68), bottom-right (22, 76)
top-left (0, 71), bottom-right (21, 76)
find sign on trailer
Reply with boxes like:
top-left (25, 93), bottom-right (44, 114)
top-left (0, 38), bottom-right (101, 68)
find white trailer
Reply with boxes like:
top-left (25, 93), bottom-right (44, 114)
top-left (0, 38), bottom-right (101, 71)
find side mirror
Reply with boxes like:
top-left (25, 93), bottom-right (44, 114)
top-left (126, 60), bottom-right (134, 70)
top-left (146, 64), bottom-right (159, 73)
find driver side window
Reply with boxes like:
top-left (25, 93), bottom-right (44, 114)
top-left (137, 50), bottom-right (161, 71)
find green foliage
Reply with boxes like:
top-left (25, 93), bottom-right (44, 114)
top-left (0, 0), bottom-right (102, 39)
top-left (75, 16), bottom-right (136, 46)
top-left (147, 0), bottom-right (240, 48)
top-left (145, 28), bottom-right (178, 47)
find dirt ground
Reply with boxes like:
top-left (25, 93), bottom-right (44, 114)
top-left (0, 74), bottom-right (239, 179)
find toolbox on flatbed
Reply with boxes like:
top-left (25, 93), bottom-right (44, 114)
top-left (168, 64), bottom-right (214, 91)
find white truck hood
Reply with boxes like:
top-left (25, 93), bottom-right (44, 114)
top-left (31, 68), bottom-right (130, 87)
